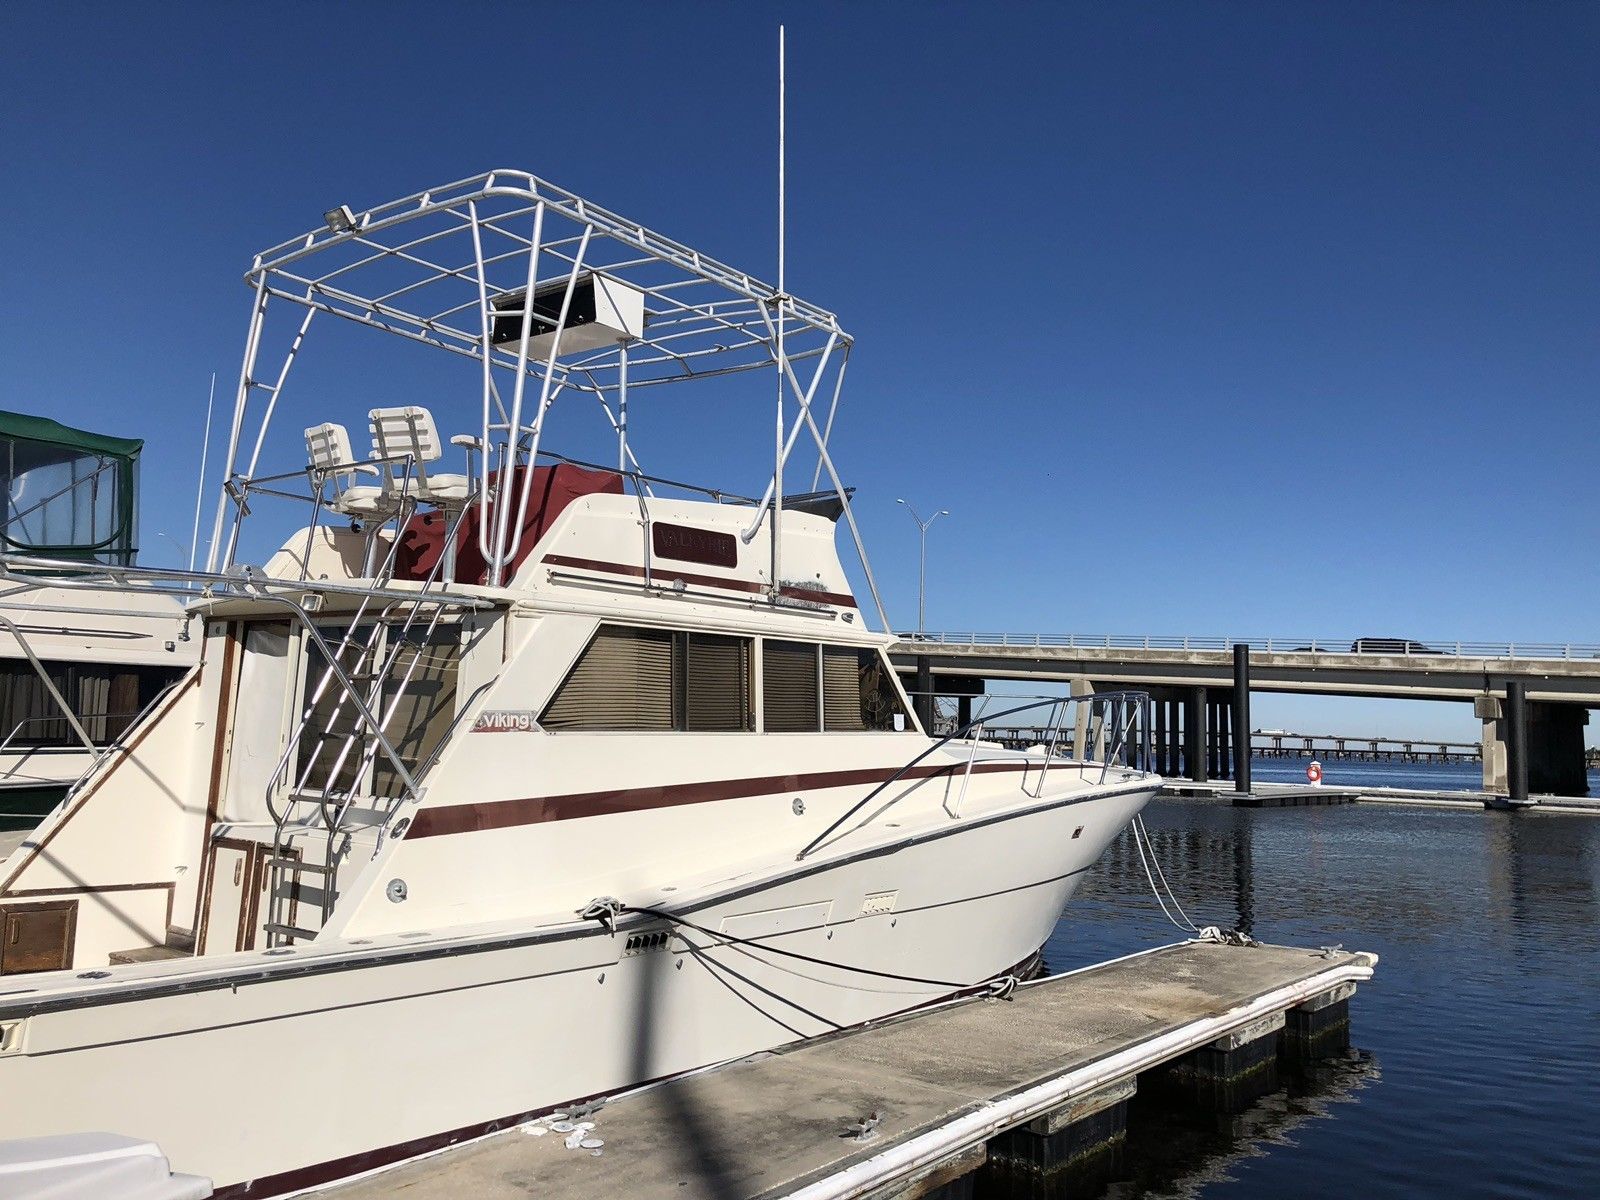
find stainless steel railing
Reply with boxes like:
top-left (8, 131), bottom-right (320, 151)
top-left (796, 690), bottom-right (1153, 862)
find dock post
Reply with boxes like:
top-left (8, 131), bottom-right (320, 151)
top-left (915, 656), bottom-right (935, 735)
top-left (1232, 644), bottom-right (1252, 794)
top-left (1185, 687), bottom-right (1208, 783)
top-left (1506, 680), bottom-right (1528, 804)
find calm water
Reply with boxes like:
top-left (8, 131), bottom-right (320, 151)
top-left (1042, 796), bottom-right (1600, 1199)
top-left (1245, 755), bottom-right (1600, 795)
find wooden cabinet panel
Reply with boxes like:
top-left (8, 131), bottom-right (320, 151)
top-left (0, 900), bottom-right (76, 974)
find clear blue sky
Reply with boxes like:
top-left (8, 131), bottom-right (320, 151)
top-left (2, 3), bottom-right (1596, 740)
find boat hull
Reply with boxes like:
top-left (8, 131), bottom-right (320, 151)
top-left (0, 779), bottom-right (1153, 1195)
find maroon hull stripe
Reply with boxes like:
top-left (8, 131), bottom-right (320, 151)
top-left (407, 760), bottom-right (1038, 838)
top-left (541, 552), bottom-right (858, 609)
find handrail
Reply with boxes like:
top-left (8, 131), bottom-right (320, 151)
top-left (897, 632), bottom-right (1600, 663)
top-left (0, 613), bottom-right (99, 755)
top-left (0, 710), bottom-right (153, 760)
top-left (795, 691), bottom-right (1152, 862)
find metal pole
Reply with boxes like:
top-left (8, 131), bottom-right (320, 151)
top-left (918, 522), bottom-right (927, 634)
top-left (1233, 643), bottom-right (1252, 794)
top-left (897, 500), bottom-right (948, 635)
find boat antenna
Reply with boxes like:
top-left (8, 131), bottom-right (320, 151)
top-left (187, 371), bottom-right (216, 575)
top-left (771, 23), bottom-right (786, 599)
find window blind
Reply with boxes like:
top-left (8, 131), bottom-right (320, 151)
top-left (763, 641), bottom-right (820, 732)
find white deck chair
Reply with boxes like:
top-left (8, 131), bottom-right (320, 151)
top-left (368, 406), bottom-right (471, 508)
top-left (304, 422), bottom-right (396, 519)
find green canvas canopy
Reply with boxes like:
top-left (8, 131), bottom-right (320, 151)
top-left (0, 410), bottom-right (141, 564)
top-left (0, 410), bottom-right (143, 460)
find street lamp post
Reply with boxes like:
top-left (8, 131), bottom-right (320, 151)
top-left (896, 499), bottom-right (949, 634)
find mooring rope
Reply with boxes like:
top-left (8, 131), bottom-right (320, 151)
top-left (1128, 814), bottom-right (1258, 946)
top-left (617, 904), bottom-right (1022, 1000)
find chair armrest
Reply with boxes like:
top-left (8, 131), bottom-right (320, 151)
top-left (450, 434), bottom-right (483, 450)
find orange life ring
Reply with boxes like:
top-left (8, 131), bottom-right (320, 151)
top-left (1307, 761), bottom-right (1323, 784)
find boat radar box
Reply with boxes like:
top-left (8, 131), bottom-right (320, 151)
top-left (490, 273), bottom-right (645, 357)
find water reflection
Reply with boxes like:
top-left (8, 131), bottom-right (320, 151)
top-left (1042, 799), bottom-right (1600, 1200)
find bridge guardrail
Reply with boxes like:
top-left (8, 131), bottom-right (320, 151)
top-left (896, 632), bottom-right (1600, 662)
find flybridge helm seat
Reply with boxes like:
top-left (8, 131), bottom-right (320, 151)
top-left (303, 422), bottom-right (396, 520)
top-left (368, 406), bottom-right (471, 510)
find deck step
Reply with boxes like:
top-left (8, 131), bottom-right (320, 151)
top-left (108, 945), bottom-right (191, 965)
top-left (264, 922), bottom-right (319, 943)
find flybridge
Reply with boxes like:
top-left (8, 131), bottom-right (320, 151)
top-left (208, 169), bottom-right (885, 624)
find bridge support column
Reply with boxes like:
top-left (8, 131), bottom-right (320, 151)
top-left (1071, 678), bottom-right (1094, 759)
top-left (1154, 697), bottom-right (1168, 775)
top-left (914, 656), bottom-right (934, 734)
top-left (1232, 644), bottom-right (1252, 794)
top-left (1477, 694), bottom-right (1507, 793)
top-left (1167, 698), bottom-right (1182, 778)
top-left (957, 694), bottom-right (973, 730)
top-left (1185, 687), bottom-right (1208, 783)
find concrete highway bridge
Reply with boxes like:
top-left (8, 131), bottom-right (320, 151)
top-left (890, 632), bottom-right (1600, 799)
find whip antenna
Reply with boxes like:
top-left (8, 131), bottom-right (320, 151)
top-left (187, 372), bottom-right (216, 575)
top-left (772, 24), bottom-right (787, 598)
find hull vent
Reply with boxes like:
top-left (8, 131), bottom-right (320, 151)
top-left (622, 929), bottom-right (674, 957)
top-left (860, 891), bottom-right (898, 916)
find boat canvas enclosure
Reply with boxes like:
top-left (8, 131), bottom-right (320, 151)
top-left (0, 411), bottom-right (141, 566)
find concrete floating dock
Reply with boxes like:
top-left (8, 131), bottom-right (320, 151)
top-left (1228, 788), bottom-right (1360, 808)
top-left (324, 941), bottom-right (1376, 1200)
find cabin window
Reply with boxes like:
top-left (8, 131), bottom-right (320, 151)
top-left (296, 629), bottom-right (375, 794)
top-left (296, 623), bottom-right (461, 796)
top-left (0, 661), bottom-right (183, 748)
top-left (823, 647), bottom-right (914, 732)
top-left (762, 641), bottom-right (820, 732)
top-left (683, 634), bottom-right (751, 732)
top-left (373, 625), bottom-right (462, 797)
top-left (542, 625), bottom-right (754, 732)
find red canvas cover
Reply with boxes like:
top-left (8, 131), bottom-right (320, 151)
top-left (393, 463), bottom-right (623, 585)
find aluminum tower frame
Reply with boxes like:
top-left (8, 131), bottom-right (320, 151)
top-left (204, 169), bottom-right (887, 627)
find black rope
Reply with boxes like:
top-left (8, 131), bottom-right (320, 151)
top-left (630, 905), bottom-right (1015, 998)
top-left (677, 934), bottom-right (837, 1035)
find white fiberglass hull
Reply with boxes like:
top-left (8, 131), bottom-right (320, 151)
top-left (0, 778), bottom-right (1153, 1196)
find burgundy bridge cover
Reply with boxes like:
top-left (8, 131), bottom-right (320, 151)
top-left (394, 463), bottom-right (624, 585)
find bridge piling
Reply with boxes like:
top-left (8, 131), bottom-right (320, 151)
top-left (1233, 644), bottom-right (1252, 794)
top-left (1187, 687), bottom-right (1208, 784)
top-left (1504, 680), bottom-right (1529, 806)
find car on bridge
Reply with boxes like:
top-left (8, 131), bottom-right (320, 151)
top-left (1350, 637), bottom-right (1441, 655)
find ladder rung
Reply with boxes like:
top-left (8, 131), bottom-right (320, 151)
top-left (267, 857), bottom-right (335, 874)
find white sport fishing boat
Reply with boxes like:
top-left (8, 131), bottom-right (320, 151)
top-left (0, 171), bottom-right (1160, 1195)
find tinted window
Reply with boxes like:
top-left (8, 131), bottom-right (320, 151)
top-left (542, 626), bottom-right (752, 733)
top-left (823, 647), bottom-right (914, 732)
top-left (763, 641), bottom-right (819, 732)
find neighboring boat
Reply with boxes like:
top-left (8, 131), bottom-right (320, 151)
top-left (0, 171), bottom-right (1160, 1195)
top-left (0, 411), bottom-right (193, 854)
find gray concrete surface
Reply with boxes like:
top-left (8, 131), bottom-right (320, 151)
top-left (324, 942), bottom-right (1370, 1200)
